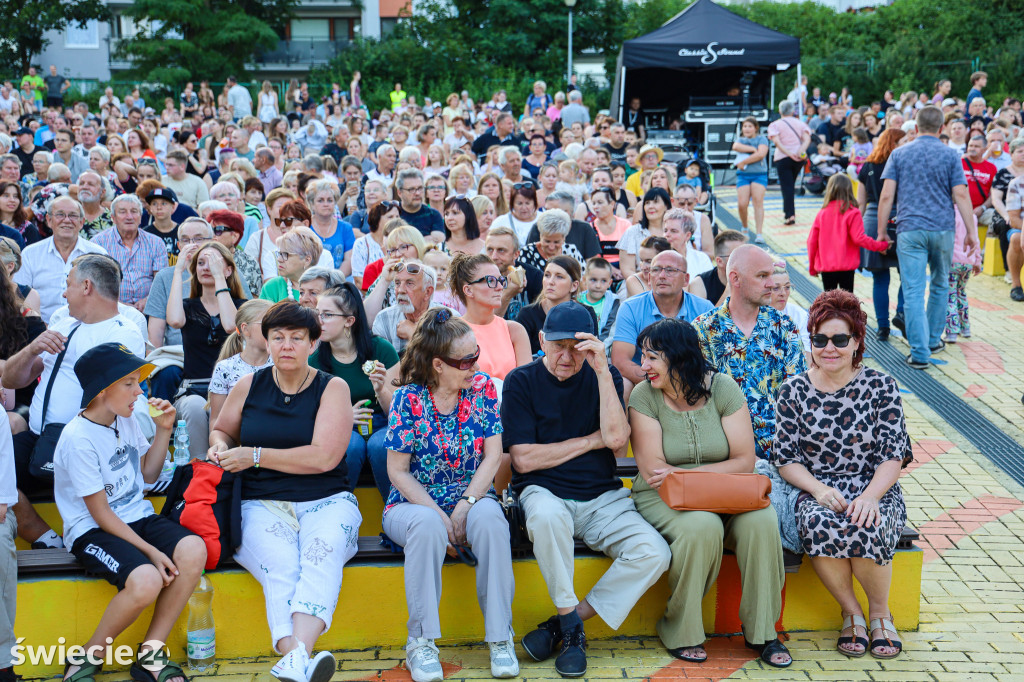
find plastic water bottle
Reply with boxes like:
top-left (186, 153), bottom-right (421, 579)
top-left (186, 573), bottom-right (216, 671)
top-left (173, 421), bottom-right (190, 467)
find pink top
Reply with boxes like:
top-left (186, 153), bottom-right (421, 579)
top-left (952, 208), bottom-right (982, 266)
top-left (466, 315), bottom-right (517, 380)
top-left (589, 215), bottom-right (631, 264)
top-left (767, 116), bottom-right (810, 162)
top-left (807, 201), bottom-right (888, 275)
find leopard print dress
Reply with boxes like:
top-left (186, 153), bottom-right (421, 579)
top-left (771, 368), bottom-right (912, 565)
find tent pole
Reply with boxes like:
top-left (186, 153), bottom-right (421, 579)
top-left (771, 74), bottom-right (775, 112)
top-left (796, 62), bottom-right (802, 116)
top-left (619, 66), bottom-right (626, 116)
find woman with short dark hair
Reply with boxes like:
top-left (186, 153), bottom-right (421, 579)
top-left (773, 289), bottom-right (911, 660)
top-left (382, 308), bottom-right (517, 680)
top-left (490, 183), bottom-right (538, 245)
top-left (210, 300), bottom-right (358, 681)
top-left (443, 195), bottom-right (483, 256)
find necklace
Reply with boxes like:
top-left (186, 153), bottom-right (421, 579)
top-left (275, 367), bottom-right (311, 404)
top-left (82, 413), bottom-right (119, 440)
top-left (427, 386), bottom-right (465, 468)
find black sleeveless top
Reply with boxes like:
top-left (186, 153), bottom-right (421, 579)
top-left (238, 367), bottom-right (350, 501)
top-left (698, 268), bottom-right (726, 305)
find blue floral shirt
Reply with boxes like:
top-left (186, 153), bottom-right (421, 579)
top-left (692, 300), bottom-right (807, 458)
top-left (383, 372), bottom-right (502, 515)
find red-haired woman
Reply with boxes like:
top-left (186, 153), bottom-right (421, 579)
top-left (772, 289), bottom-right (911, 661)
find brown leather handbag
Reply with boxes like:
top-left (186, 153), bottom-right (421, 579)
top-left (658, 470), bottom-right (772, 515)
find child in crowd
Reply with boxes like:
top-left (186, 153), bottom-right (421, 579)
top-left (811, 143), bottom-right (845, 177)
top-left (142, 187), bottom-right (181, 264)
top-left (945, 208), bottom-right (982, 343)
top-left (676, 160), bottom-right (708, 205)
top-left (53, 343), bottom-right (206, 682)
top-left (807, 174), bottom-right (888, 293)
top-left (423, 246), bottom-right (465, 314)
top-left (847, 127), bottom-right (872, 176)
top-left (576, 256), bottom-right (620, 347)
top-left (556, 159), bottom-right (585, 204)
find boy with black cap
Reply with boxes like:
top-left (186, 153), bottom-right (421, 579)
top-left (143, 187), bottom-right (181, 264)
top-left (53, 342), bottom-right (206, 682)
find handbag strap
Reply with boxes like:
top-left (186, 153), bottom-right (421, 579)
top-left (964, 158), bottom-right (989, 201)
top-left (40, 324), bottom-right (80, 429)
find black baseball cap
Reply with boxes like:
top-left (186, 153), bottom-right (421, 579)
top-left (147, 187), bottom-right (178, 204)
top-left (14, 127), bottom-right (32, 137)
top-left (542, 301), bottom-right (596, 341)
top-left (74, 343), bottom-right (155, 408)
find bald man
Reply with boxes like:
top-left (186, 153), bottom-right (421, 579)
top-left (691, 245), bottom-right (806, 459)
top-left (611, 250), bottom-right (714, 400)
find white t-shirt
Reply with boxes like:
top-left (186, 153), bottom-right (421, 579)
top-left (29, 314), bottom-right (145, 434)
top-left (351, 234), bottom-right (385, 278)
top-left (783, 301), bottom-right (811, 352)
top-left (209, 354), bottom-right (273, 395)
top-left (615, 223), bottom-right (649, 270)
top-left (490, 213), bottom-right (537, 248)
top-left (0, 414), bottom-right (16, 506)
top-left (54, 414), bottom-right (155, 547)
top-left (685, 245), bottom-right (714, 277)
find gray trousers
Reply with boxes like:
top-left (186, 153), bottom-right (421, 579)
top-left (521, 485), bottom-right (671, 630)
top-left (173, 394), bottom-right (210, 460)
top-left (0, 510), bottom-right (17, 668)
top-left (383, 498), bottom-right (514, 642)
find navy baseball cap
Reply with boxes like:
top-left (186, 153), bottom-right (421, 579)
top-left (75, 343), bottom-right (155, 408)
top-left (147, 187), bottom-right (178, 204)
top-left (14, 127), bottom-right (32, 137)
top-left (542, 301), bottom-right (596, 341)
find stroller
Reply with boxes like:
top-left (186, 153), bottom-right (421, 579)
top-left (675, 151), bottom-right (717, 228)
top-left (799, 133), bottom-right (828, 195)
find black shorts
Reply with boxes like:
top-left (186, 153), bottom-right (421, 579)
top-left (71, 515), bottom-right (196, 590)
top-left (46, 96), bottom-right (64, 108)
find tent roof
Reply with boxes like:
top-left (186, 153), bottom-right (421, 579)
top-left (622, 0), bottom-right (800, 70)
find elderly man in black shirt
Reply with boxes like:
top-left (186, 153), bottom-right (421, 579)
top-left (501, 302), bottom-right (670, 678)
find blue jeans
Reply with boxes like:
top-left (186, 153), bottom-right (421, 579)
top-left (896, 230), bottom-right (954, 363)
top-left (871, 269), bottom-right (905, 329)
top-left (345, 414), bottom-right (391, 502)
top-left (149, 365), bottom-right (182, 401)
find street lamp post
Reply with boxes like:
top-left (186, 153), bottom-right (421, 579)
top-left (565, 0), bottom-right (576, 87)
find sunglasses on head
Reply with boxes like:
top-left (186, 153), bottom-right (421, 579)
top-left (439, 346), bottom-right (481, 371)
top-left (379, 200), bottom-right (400, 210)
top-left (390, 261), bottom-right (422, 274)
top-left (810, 333), bottom-right (853, 349)
top-left (512, 182), bottom-right (534, 191)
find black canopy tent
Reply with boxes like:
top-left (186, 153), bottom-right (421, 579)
top-left (609, 0), bottom-right (801, 123)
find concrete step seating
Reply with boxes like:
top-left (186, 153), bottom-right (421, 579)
top-left (15, 458), bottom-right (922, 677)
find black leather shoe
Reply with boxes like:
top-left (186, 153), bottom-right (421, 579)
top-left (876, 327), bottom-right (891, 342)
top-left (522, 616), bottom-right (563, 662)
top-left (1011, 287), bottom-right (1024, 302)
top-left (892, 313), bottom-right (906, 334)
top-left (554, 624), bottom-right (587, 677)
top-left (930, 340), bottom-right (946, 353)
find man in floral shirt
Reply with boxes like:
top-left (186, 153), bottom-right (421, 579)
top-left (693, 245), bottom-right (807, 459)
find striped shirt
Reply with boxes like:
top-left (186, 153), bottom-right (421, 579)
top-left (92, 227), bottom-right (168, 304)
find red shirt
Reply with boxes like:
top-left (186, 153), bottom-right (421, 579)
top-left (361, 258), bottom-right (384, 291)
top-left (961, 157), bottom-right (997, 208)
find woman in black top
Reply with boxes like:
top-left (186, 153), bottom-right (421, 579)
top-left (856, 128), bottom-right (906, 341)
top-left (167, 241), bottom-right (245, 458)
top-left (516, 256), bottom-right (596, 355)
top-left (210, 301), bottom-right (357, 682)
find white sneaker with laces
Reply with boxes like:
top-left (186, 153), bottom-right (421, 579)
top-left (305, 650), bottom-right (337, 682)
top-left (406, 637), bottom-right (444, 682)
top-left (489, 633), bottom-right (520, 678)
top-left (271, 642), bottom-right (309, 682)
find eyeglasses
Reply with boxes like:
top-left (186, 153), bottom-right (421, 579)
top-left (401, 185), bottom-right (424, 193)
top-left (50, 211), bottom-right (82, 221)
top-left (318, 311), bottom-right (351, 322)
top-left (439, 346), bottom-right (481, 371)
top-left (426, 185), bottom-right (446, 192)
top-left (649, 266), bottom-right (685, 276)
top-left (810, 333), bottom-right (853, 349)
top-left (468, 275), bottom-right (507, 289)
top-left (387, 244), bottom-right (415, 256)
top-left (276, 251), bottom-right (297, 261)
top-left (179, 236), bottom-right (212, 245)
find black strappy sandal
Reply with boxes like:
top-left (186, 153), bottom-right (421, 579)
top-left (63, 660), bottom-right (103, 682)
top-left (745, 638), bottom-right (793, 669)
top-left (869, 616), bottom-right (903, 659)
top-left (129, 648), bottom-right (189, 682)
top-left (667, 645), bottom-right (706, 663)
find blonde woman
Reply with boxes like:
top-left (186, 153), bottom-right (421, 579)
top-left (447, 163), bottom-right (476, 199)
top-left (259, 225), bottom-right (325, 303)
top-left (477, 172), bottom-right (508, 215)
top-left (470, 195), bottom-right (496, 239)
top-left (258, 81), bottom-right (279, 123)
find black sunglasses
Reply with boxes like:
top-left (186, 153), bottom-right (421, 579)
top-left (810, 333), bottom-right (853, 349)
top-left (439, 346), bottom-right (481, 371)
top-left (512, 182), bottom-right (535, 191)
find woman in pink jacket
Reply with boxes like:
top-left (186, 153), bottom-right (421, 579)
top-left (945, 208), bottom-right (982, 343)
top-left (807, 174), bottom-right (889, 292)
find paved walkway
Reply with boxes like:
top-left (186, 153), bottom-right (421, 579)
top-left (98, 187), bottom-right (1024, 682)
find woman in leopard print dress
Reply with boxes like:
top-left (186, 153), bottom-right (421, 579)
top-left (771, 290), bottom-right (911, 660)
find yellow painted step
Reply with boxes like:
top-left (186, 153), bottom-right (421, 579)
top-left (15, 548), bottom-right (921, 677)
top-left (983, 235), bottom-right (1005, 276)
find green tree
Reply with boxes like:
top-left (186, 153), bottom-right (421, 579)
top-left (116, 0), bottom-right (298, 85)
top-left (0, 0), bottom-right (109, 75)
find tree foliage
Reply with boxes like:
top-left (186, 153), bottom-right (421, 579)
top-left (314, 0), bottom-right (626, 110)
top-left (0, 0), bottom-right (109, 74)
top-left (117, 0), bottom-right (298, 85)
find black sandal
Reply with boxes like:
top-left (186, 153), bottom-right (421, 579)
top-left (869, 616), bottom-right (903, 659)
top-left (129, 648), bottom-right (189, 682)
top-left (745, 638), bottom-right (793, 668)
top-left (64, 660), bottom-right (103, 682)
top-left (667, 645), bottom-right (706, 663)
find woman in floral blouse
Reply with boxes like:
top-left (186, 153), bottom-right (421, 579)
top-left (382, 307), bottom-right (519, 681)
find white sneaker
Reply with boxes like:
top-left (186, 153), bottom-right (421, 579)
top-left (305, 650), bottom-right (337, 682)
top-left (271, 642), bottom-right (309, 682)
top-left (406, 637), bottom-right (444, 682)
top-left (489, 633), bottom-right (520, 679)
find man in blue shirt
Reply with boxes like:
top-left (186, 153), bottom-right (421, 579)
top-left (396, 168), bottom-right (444, 241)
top-left (611, 250), bottom-right (714, 401)
top-left (877, 105), bottom-right (979, 369)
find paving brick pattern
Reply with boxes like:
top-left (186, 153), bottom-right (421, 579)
top-left (129, 189), bottom-right (1024, 681)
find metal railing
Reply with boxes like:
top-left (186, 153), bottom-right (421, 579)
top-left (254, 39), bottom-right (353, 67)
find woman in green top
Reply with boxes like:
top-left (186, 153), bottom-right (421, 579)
top-left (311, 283), bottom-right (400, 500)
top-left (629, 319), bottom-right (791, 668)
top-left (260, 225), bottom-right (324, 303)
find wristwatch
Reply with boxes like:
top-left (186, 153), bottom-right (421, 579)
top-left (460, 495), bottom-right (477, 505)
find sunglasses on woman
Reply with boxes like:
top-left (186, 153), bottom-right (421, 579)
top-left (809, 333), bottom-right (853, 349)
top-left (468, 275), bottom-right (508, 289)
top-left (439, 346), bottom-right (481, 371)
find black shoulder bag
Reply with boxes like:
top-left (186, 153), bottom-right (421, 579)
top-left (29, 325), bottom-right (80, 479)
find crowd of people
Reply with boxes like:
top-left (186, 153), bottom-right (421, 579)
top-left (7, 66), bottom-right (1001, 682)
